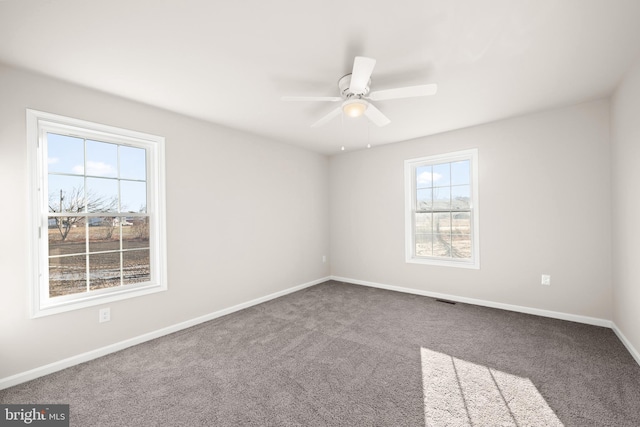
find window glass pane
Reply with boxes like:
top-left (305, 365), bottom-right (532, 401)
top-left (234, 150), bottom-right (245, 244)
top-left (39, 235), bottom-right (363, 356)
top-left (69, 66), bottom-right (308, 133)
top-left (123, 249), bottom-right (150, 285)
top-left (47, 133), bottom-right (85, 175)
top-left (433, 212), bottom-right (451, 233)
top-left (48, 175), bottom-right (85, 213)
top-left (433, 235), bottom-right (451, 257)
top-left (124, 217), bottom-right (150, 249)
top-left (89, 252), bottom-right (121, 290)
top-left (415, 213), bottom-right (432, 234)
top-left (416, 165), bottom-right (432, 189)
top-left (49, 255), bottom-right (87, 297)
top-left (433, 213), bottom-right (452, 257)
top-left (433, 187), bottom-right (450, 210)
top-left (415, 213), bottom-right (433, 256)
top-left (451, 185), bottom-right (471, 210)
top-left (119, 145), bottom-right (146, 181)
top-left (432, 163), bottom-right (451, 187)
top-left (86, 140), bottom-right (118, 178)
top-left (86, 177), bottom-right (118, 213)
top-left (121, 180), bottom-right (147, 213)
top-left (452, 212), bottom-right (471, 234)
top-left (452, 234), bottom-right (472, 259)
top-left (48, 218), bottom-right (86, 255)
top-left (451, 213), bottom-right (471, 259)
top-left (415, 234), bottom-right (433, 257)
top-left (451, 160), bottom-right (470, 185)
top-left (88, 216), bottom-right (120, 253)
top-left (416, 188), bottom-right (432, 211)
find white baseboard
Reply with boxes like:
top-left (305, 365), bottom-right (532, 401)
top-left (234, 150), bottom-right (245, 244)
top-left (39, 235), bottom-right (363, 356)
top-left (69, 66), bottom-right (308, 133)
top-left (612, 323), bottom-right (640, 367)
top-left (331, 276), bottom-right (613, 328)
top-left (0, 276), bottom-right (329, 391)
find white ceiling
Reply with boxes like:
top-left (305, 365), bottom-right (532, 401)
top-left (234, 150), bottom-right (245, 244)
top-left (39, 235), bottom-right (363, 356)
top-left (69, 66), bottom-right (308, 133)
top-left (1, 0), bottom-right (639, 155)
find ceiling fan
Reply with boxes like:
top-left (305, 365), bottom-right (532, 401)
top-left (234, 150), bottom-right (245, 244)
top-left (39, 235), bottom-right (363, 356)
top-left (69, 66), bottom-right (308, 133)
top-left (282, 56), bottom-right (437, 128)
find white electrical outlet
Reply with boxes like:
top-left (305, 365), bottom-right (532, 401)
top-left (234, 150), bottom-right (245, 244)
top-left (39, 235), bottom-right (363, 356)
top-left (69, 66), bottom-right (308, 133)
top-left (541, 274), bottom-right (551, 286)
top-left (99, 307), bottom-right (111, 323)
top-left (322, 255), bottom-right (327, 263)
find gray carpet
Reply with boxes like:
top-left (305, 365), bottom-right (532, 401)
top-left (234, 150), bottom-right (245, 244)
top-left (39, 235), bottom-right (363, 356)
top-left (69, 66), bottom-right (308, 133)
top-left (1, 280), bottom-right (640, 426)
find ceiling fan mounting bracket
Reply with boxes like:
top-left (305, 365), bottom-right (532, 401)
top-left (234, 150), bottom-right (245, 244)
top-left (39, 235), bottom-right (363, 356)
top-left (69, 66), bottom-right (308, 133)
top-left (338, 74), bottom-right (370, 99)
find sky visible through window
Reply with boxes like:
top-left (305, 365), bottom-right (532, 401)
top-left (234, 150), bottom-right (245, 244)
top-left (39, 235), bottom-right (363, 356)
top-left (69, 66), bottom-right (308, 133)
top-left (416, 160), bottom-right (469, 187)
top-left (47, 133), bottom-right (147, 213)
top-left (416, 160), bottom-right (470, 211)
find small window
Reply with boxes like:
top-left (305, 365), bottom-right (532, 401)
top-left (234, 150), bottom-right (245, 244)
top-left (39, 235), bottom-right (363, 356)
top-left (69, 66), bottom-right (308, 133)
top-left (405, 149), bottom-right (479, 269)
top-left (27, 110), bottom-right (167, 317)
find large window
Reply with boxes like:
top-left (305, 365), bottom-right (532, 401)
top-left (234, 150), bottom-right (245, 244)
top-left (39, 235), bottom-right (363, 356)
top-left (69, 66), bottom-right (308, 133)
top-left (405, 149), bottom-right (479, 269)
top-left (27, 110), bottom-right (167, 317)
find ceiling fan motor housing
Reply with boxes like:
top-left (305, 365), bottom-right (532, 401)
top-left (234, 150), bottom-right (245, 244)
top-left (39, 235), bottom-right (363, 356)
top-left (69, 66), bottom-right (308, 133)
top-left (338, 74), bottom-right (370, 99)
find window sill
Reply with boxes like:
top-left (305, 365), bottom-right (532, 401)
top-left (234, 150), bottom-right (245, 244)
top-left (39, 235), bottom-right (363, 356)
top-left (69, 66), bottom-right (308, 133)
top-left (31, 282), bottom-right (167, 318)
top-left (406, 256), bottom-right (480, 270)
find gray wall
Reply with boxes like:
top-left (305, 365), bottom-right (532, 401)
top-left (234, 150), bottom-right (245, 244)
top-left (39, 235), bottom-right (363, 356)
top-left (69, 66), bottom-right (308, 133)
top-left (329, 99), bottom-right (612, 319)
top-left (612, 56), bottom-right (640, 357)
top-left (0, 64), bottom-right (330, 379)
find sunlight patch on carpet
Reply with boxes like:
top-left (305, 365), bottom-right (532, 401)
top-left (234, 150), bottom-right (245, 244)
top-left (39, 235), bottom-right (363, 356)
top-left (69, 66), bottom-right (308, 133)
top-left (421, 348), bottom-right (564, 427)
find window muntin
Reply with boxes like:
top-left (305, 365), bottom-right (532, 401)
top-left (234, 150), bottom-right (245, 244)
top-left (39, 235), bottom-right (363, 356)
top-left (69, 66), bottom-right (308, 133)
top-left (28, 110), bottom-right (167, 317)
top-left (405, 149), bottom-right (479, 269)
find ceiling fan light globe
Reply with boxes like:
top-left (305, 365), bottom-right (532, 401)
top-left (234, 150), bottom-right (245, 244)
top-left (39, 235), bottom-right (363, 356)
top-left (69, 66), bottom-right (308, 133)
top-left (343, 99), bottom-right (368, 118)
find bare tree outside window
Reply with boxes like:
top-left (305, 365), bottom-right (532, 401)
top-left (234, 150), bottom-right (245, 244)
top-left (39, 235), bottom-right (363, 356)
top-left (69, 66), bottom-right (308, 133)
top-left (48, 187), bottom-right (118, 241)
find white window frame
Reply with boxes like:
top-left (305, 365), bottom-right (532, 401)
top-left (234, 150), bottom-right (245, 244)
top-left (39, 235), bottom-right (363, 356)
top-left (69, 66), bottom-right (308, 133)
top-left (404, 148), bottom-right (480, 269)
top-left (27, 109), bottom-right (168, 317)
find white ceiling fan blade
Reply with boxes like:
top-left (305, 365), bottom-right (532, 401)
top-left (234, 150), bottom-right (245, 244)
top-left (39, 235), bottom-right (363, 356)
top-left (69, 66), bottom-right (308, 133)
top-left (369, 84), bottom-right (438, 101)
top-left (364, 103), bottom-right (390, 127)
top-left (311, 107), bottom-right (342, 128)
top-left (350, 56), bottom-right (376, 94)
top-left (281, 96), bottom-right (342, 102)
